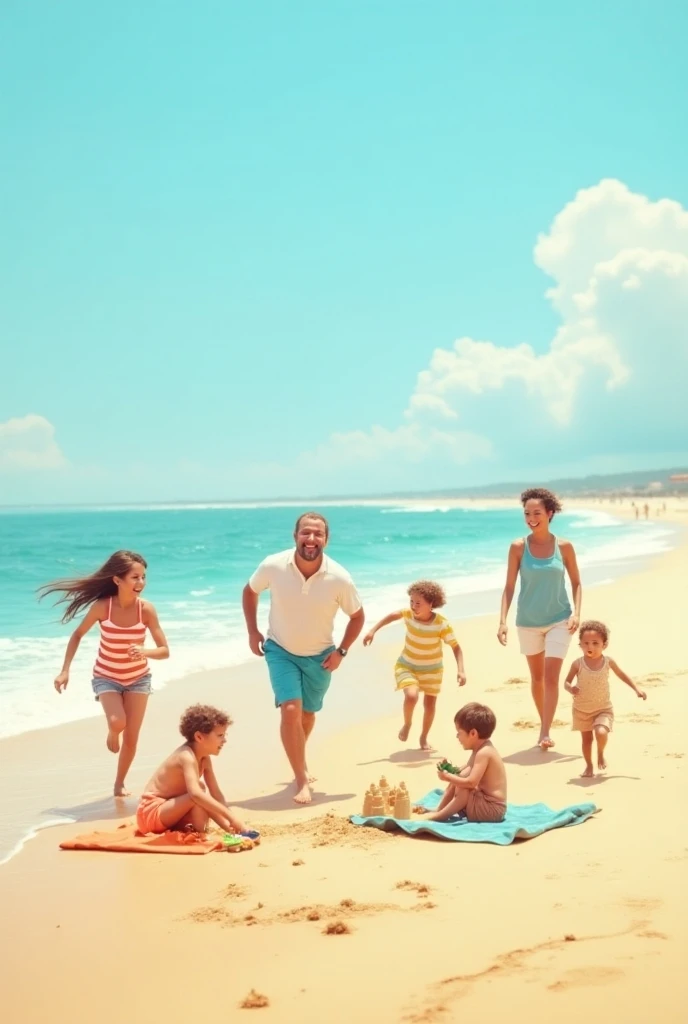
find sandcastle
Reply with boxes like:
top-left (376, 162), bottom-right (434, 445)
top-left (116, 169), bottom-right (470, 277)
top-left (362, 776), bottom-right (411, 819)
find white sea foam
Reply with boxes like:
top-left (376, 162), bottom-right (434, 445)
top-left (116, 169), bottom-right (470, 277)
top-left (569, 509), bottom-right (623, 528)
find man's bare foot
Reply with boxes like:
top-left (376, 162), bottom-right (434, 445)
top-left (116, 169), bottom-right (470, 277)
top-left (106, 730), bottom-right (120, 753)
top-left (419, 735), bottom-right (432, 751)
top-left (539, 736), bottom-right (555, 750)
top-left (580, 765), bottom-right (594, 778)
top-left (293, 780), bottom-right (312, 805)
top-left (114, 784), bottom-right (130, 797)
top-left (597, 759), bottom-right (607, 772)
top-left (398, 724), bottom-right (411, 742)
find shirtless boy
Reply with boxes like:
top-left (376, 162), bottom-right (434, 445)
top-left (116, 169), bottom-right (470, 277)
top-left (136, 704), bottom-right (246, 835)
top-left (426, 702), bottom-right (507, 824)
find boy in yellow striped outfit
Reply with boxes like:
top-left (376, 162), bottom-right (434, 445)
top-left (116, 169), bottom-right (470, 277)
top-left (363, 580), bottom-right (466, 750)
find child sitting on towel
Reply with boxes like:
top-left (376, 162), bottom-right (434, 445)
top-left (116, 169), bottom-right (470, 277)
top-left (424, 703), bottom-right (507, 823)
top-left (136, 704), bottom-right (246, 835)
top-left (565, 619), bottom-right (646, 778)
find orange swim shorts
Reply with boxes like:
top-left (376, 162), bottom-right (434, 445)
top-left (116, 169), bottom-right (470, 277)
top-left (136, 793), bottom-right (167, 835)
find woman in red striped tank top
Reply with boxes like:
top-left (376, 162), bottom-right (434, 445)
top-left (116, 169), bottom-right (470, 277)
top-left (40, 550), bottom-right (170, 797)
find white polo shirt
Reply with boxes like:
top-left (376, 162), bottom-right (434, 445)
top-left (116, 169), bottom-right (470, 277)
top-left (248, 548), bottom-right (362, 657)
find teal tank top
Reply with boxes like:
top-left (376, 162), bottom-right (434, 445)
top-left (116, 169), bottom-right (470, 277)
top-left (515, 536), bottom-right (572, 628)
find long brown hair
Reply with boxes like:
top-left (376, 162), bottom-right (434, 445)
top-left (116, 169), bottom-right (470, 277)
top-left (38, 549), bottom-right (148, 623)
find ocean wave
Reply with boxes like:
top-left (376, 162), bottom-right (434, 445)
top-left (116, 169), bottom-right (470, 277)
top-left (381, 505), bottom-right (452, 514)
top-left (0, 633), bottom-right (254, 741)
top-left (569, 509), bottom-right (623, 528)
top-left (0, 513), bottom-right (678, 741)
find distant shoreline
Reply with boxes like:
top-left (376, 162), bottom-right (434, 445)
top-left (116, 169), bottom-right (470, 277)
top-left (2, 460), bottom-right (687, 512)
top-left (2, 492), bottom-right (687, 514)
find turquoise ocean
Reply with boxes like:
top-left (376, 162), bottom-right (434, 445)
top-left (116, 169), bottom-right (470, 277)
top-left (0, 500), bottom-right (677, 742)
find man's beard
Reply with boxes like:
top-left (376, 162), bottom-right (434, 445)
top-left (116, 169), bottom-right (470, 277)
top-left (298, 544), bottom-right (322, 561)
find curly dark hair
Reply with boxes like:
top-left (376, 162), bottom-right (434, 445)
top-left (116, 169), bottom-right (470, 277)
top-left (520, 487), bottom-right (563, 516)
top-left (579, 620), bottom-right (610, 644)
top-left (454, 702), bottom-right (497, 739)
top-left (408, 580), bottom-right (447, 608)
top-left (179, 704), bottom-right (232, 743)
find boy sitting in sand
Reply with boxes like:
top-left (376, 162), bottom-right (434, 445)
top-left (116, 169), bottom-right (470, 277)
top-left (422, 703), bottom-right (507, 823)
top-left (363, 580), bottom-right (465, 750)
top-left (565, 620), bottom-right (646, 778)
top-left (136, 704), bottom-right (246, 835)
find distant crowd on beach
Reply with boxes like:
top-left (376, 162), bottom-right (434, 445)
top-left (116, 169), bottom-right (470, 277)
top-left (39, 486), bottom-right (648, 838)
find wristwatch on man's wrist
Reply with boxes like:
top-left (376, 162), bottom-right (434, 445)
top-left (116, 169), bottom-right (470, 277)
top-left (336, 647), bottom-right (348, 657)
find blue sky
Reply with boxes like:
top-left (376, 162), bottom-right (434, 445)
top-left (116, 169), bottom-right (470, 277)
top-left (2, 1), bottom-right (687, 503)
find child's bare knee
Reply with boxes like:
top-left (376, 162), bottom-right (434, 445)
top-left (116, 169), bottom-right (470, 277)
top-left (404, 690), bottom-right (419, 706)
top-left (594, 725), bottom-right (609, 738)
top-left (107, 713), bottom-right (126, 733)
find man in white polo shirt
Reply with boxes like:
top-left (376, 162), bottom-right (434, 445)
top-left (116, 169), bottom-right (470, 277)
top-left (242, 511), bottom-right (365, 805)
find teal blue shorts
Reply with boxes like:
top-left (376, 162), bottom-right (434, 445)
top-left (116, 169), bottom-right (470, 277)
top-left (263, 639), bottom-right (336, 713)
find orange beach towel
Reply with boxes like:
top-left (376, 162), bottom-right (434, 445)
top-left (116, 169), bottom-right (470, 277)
top-left (59, 822), bottom-right (223, 855)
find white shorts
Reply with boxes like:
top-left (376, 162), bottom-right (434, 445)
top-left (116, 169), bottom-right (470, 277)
top-left (517, 619), bottom-right (572, 659)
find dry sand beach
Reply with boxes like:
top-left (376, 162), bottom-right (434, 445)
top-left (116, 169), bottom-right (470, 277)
top-left (1, 499), bottom-right (686, 1022)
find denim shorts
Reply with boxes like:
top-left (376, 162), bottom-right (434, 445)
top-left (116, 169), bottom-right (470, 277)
top-left (263, 639), bottom-right (335, 713)
top-left (92, 674), bottom-right (152, 700)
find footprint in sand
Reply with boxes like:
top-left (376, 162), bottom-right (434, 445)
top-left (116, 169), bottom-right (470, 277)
top-left (240, 990), bottom-right (269, 1009)
top-left (222, 883), bottom-right (249, 899)
top-left (188, 896), bottom-right (425, 929)
top-left (396, 880), bottom-right (433, 896)
top-left (512, 718), bottom-right (567, 730)
top-left (323, 921), bottom-right (351, 935)
top-left (637, 673), bottom-right (667, 687)
top-left (548, 966), bottom-right (624, 991)
top-left (620, 896), bottom-right (662, 911)
top-left (621, 712), bottom-right (660, 725)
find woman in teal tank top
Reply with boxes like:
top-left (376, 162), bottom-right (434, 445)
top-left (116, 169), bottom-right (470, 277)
top-left (497, 488), bottom-right (582, 751)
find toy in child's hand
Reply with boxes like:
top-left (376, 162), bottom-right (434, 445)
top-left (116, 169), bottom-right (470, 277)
top-left (437, 759), bottom-right (461, 775)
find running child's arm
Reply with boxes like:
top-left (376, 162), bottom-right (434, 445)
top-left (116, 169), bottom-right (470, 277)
top-left (609, 659), bottom-right (647, 699)
top-left (362, 611), bottom-right (403, 646)
top-left (54, 602), bottom-right (104, 692)
top-left (130, 603), bottom-right (170, 661)
top-left (181, 751), bottom-right (245, 833)
top-left (437, 747), bottom-right (490, 790)
top-left (564, 659), bottom-right (581, 695)
top-left (498, 542), bottom-right (523, 645)
top-left (453, 644), bottom-right (466, 686)
top-left (442, 622), bottom-right (466, 685)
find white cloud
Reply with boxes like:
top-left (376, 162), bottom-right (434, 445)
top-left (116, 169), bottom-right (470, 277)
top-left (0, 415), bottom-right (67, 471)
top-left (287, 178), bottom-right (687, 480)
top-left (534, 178), bottom-right (688, 316)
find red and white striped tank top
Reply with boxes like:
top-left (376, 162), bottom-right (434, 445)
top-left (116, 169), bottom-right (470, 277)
top-left (93, 598), bottom-right (149, 684)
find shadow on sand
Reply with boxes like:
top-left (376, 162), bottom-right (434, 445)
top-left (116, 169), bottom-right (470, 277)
top-left (567, 772), bottom-right (640, 788)
top-left (233, 785), bottom-right (356, 813)
top-left (503, 747), bottom-right (579, 767)
top-left (43, 794), bottom-right (136, 825)
top-left (357, 748), bottom-right (436, 769)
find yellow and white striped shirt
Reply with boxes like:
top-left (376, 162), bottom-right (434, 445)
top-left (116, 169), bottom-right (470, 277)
top-left (397, 608), bottom-right (459, 671)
